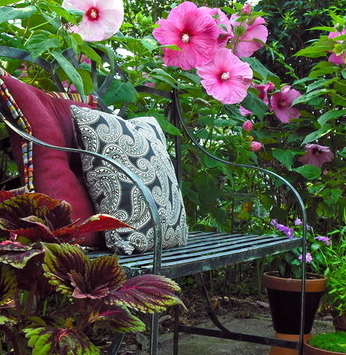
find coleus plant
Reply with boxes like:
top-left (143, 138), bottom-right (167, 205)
top-left (0, 188), bottom-right (182, 355)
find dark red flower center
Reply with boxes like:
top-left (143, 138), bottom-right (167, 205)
top-left (278, 99), bottom-right (288, 108)
top-left (86, 7), bottom-right (100, 21)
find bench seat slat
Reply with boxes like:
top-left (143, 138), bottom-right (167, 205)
top-left (88, 231), bottom-right (301, 278)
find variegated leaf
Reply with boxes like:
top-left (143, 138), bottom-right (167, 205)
top-left (42, 243), bottom-right (87, 296)
top-left (24, 326), bottom-right (100, 355)
top-left (71, 254), bottom-right (126, 300)
top-left (0, 241), bottom-right (43, 269)
top-left (0, 315), bottom-right (17, 326)
top-left (0, 264), bottom-right (17, 308)
top-left (0, 186), bottom-right (28, 204)
top-left (89, 304), bottom-right (145, 333)
top-left (108, 274), bottom-right (183, 313)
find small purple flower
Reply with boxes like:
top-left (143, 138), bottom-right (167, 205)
top-left (315, 236), bottom-right (331, 246)
top-left (294, 218), bottom-right (302, 226)
top-left (298, 252), bottom-right (312, 263)
top-left (270, 219), bottom-right (295, 239)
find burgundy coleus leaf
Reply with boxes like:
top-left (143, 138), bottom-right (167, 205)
top-left (24, 326), bottom-right (100, 355)
top-left (42, 243), bottom-right (87, 296)
top-left (108, 274), bottom-right (183, 313)
top-left (0, 263), bottom-right (17, 309)
top-left (70, 253), bottom-right (126, 299)
top-left (0, 192), bottom-right (73, 242)
top-left (53, 214), bottom-right (133, 244)
top-left (0, 186), bottom-right (28, 204)
top-left (89, 303), bottom-right (145, 333)
top-left (42, 242), bottom-right (127, 300)
top-left (0, 240), bottom-right (43, 269)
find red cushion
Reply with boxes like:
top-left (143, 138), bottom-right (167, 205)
top-left (1, 75), bottom-right (103, 247)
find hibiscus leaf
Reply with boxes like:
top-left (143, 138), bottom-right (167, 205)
top-left (272, 148), bottom-right (298, 170)
top-left (108, 274), bottom-right (182, 313)
top-left (241, 91), bottom-right (268, 119)
top-left (294, 165), bottom-right (321, 180)
top-left (24, 327), bottom-right (100, 355)
top-left (26, 32), bottom-right (61, 61)
top-left (51, 50), bottom-right (85, 97)
top-left (301, 125), bottom-right (332, 145)
top-left (0, 6), bottom-right (37, 24)
top-left (318, 109), bottom-right (346, 126)
top-left (0, 241), bottom-right (43, 269)
top-left (102, 80), bottom-right (137, 105)
top-left (0, 263), bottom-right (16, 308)
top-left (92, 304), bottom-right (145, 333)
top-left (42, 243), bottom-right (87, 296)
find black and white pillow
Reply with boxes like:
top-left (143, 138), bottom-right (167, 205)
top-left (70, 105), bottom-right (188, 254)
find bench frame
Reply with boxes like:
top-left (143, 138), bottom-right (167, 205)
top-left (0, 47), bottom-right (308, 355)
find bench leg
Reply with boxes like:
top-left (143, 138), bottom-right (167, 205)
top-left (107, 334), bottom-right (124, 355)
top-left (173, 304), bottom-right (180, 355)
top-left (149, 312), bottom-right (160, 355)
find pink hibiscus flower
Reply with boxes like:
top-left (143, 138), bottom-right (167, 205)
top-left (196, 48), bottom-right (253, 104)
top-left (200, 7), bottom-right (233, 47)
top-left (230, 16), bottom-right (268, 57)
top-left (298, 144), bottom-right (334, 168)
top-left (270, 86), bottom-right (301, 123)
top-left (153, 2), bottom-right (219, 70)
top-left (328, 29), bottom-right (346, 65)
top-left (62, 0), bottom-right (124, 42)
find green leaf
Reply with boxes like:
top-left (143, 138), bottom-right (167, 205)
top-left (140, 36), bottom-right (158, 52)
top-left (80, 44), bottom-right (102, 64)
top-left (318, 109), bottom-right (346, 126)
top-left (272, 149), bottom-right (297, 170)
top-left (294, 165), bottom-right (321, 180)
top-left (321, 188), bottom-right (343, 206)
top-left (51, 50), bottom-right (84, 97)
top-left (76, 68), bottom-right (94, 95)
top-left (293, 88), bottom-right (330, 105)
top-left (241, 91), bottom-right (268, 119)
top-left (241, 57), bottom-right (279, 82)
top-left (26, 32), bottom-right (61, 60)
top-left (0, 5), bottom-right (36, 23)
top-left (102, 80), bottom-right (137, 105)
top-left (301, 125), bottom-right (332, 145)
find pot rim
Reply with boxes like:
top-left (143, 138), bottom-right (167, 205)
top-left (304, 338), bottom-right (346, 355)
top-left (263, 271), bottom-right (327, 292)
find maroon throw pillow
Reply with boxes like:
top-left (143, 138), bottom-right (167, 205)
top-left (1, 75), bottom-right (103, 247)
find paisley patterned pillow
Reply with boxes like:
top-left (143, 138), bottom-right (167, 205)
top-left (70, 105), bottom-right (188, 254)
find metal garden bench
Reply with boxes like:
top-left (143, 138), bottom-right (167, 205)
top-left (0, 46), bottom-right (308, 355)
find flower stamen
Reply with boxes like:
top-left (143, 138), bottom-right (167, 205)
top-left (181, 33), bottom-right (190, 43)
top-left (86, 7), bottom-right (100, 21)
top-left (221, 72), bottom-right (230, 81)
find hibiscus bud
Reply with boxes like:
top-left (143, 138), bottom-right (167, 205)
top-left (242, 120), bottom-right (253, 131)
top-left (250, 141), bottom-right (262, 151)
top-left (241, 4), bottom-right (252, 15)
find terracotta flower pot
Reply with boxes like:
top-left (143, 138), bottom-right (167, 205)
top-left (263, 271), bottom-right (327, 355)
top-left (304, 340), bottom-right (346, 355)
